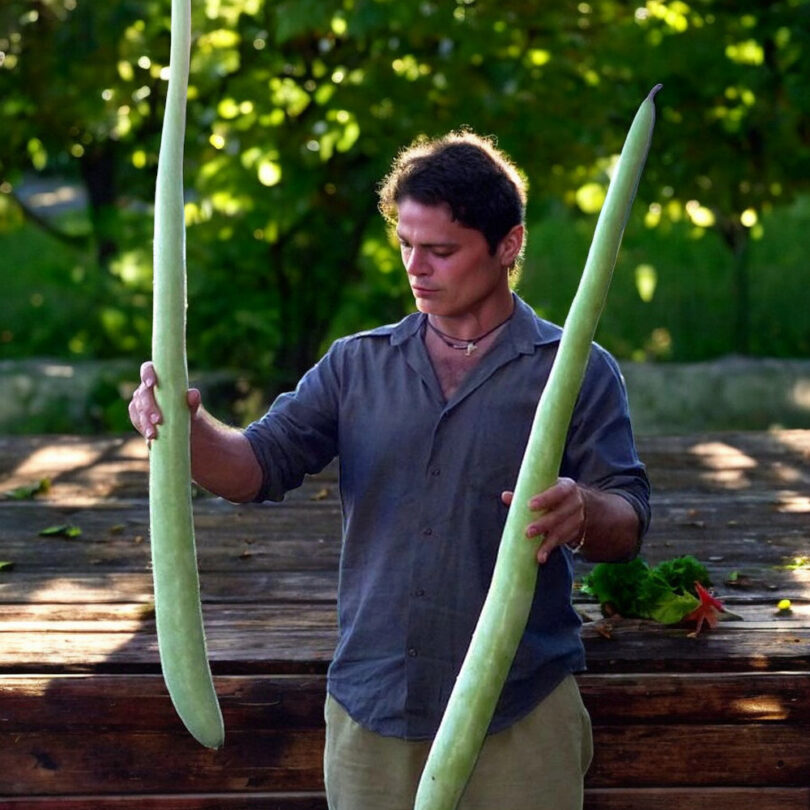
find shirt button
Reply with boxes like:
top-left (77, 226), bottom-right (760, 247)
top-left (422, 527), bottom-right (433, 537)
top-left (408, 648), bottom-right (418, 657)
top-left (414, 588), bottom-right (425, 597)
top-left (430, 467), bottom-right (441, 477)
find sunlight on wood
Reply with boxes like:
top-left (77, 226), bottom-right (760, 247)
top-left (4, 618), bottom-right (144, 633)
top-left (0, 604), bottom-right (151, 667)
top-left (0, 675), bottom-right (53, 698)
top-left (690, 441), bottom-right (758, 469)
top-left (0, 631), bottom-right (150, 666)
top-left (11, 442), bottom-right (105, 484)
top-left (3, 437), bottom-right (149, 504)
top-left (773, 492), bottom-right (810, 514)
top-left (697, 468), bottom-right (750, 488)
top-left (25, 575), bottom-right (152, 605)
top-left (770, 462), bottom-right (804, 484)
top-left (690, 441), bottom-right (757, 489)
top-left (729, 695), bottom-right (791, 720)
top-left (774, 429), bottom-right (810, 457)
top-left (748, 653), bottom-right (772, 670)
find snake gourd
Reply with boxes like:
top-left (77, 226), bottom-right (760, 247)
top-left (149, 0), bottom-right (224, 750)
top-left (414, 85), bottom-right (661, 809)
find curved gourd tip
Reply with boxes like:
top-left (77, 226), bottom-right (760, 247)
top-left (648, 83), bottom-right (663, 101)
top-left (196, 727), bottom-right (224, 750)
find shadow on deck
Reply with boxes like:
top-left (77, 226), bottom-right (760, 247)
top-left (0, 432), bottom-right (808, 808)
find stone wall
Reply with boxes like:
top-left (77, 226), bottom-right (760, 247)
top-left (3, 356), bottom-right (810, 436)
top-left (622, 356), bottom-right (810, 434)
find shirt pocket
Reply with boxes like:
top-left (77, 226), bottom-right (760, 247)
top-left (465, 461), bottom-right (515, 573)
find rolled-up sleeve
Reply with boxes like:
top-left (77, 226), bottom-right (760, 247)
top-left (244, 345), bottom-right (341, 502)
top-left (561, 346), bottom-right (651, 537)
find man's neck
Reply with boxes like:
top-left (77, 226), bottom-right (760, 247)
top-left (427, 293), bottom-right (515, 342)
top-left (424, 317), bottom-right (506, 401)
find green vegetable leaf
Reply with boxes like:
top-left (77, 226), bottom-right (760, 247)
top-left (653, 555), bottom-right (711, 594)
top-left (583, 554), bottom-right (714, 623)
top-left (581, 557), bottom-right (656, 617)
top-left (648, 591), bottom-right (700, 624)
top-left (0, 561), bottom-right (15, 572)
top-left (4, 478), bottom-right (51, 500)
top-left (38, 524), bottom-right (82, 538)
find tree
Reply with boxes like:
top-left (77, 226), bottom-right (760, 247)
top-left (2, 0), bottom-right (809, 391)
top-left (598, 0), bottom-right (810, 353)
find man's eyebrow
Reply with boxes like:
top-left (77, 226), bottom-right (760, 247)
top-left (395, 230), bottom-right (457, 247)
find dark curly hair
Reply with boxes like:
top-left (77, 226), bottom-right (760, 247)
top-left (378, 130), bottom-right (527, 271)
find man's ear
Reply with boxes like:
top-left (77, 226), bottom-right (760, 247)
top-left (498, 224), bottom-right (525, 268)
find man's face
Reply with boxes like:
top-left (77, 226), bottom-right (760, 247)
top-left (395, 198), bottom-right (521, 320)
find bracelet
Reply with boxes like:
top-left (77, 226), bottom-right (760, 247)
top-left (566, 491), bottom-right (588, 554)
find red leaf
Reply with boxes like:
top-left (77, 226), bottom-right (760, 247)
top-left (684, 582), bottom-right (724, 636)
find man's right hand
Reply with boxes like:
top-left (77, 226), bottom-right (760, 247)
top-left (128, 361), bottom-right (202, 440)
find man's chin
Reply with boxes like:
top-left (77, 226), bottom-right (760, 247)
top-left (413, 298), bottom-right (437, 314)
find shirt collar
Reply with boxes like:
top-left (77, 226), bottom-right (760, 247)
top-left (389, 293), bottom-right (562, 352)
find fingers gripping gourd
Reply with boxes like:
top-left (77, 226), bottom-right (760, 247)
top-left (149, 0), bottom-right (224, 749)
top-left (414, 85), bottom-right (661, 809)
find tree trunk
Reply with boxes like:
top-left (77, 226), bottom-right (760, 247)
top-left (717, 217), bottom-right (751, 356)
top-left (78, 143), bottom-right (120, 272)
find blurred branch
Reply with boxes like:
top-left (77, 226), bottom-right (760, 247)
top-left (9, 190), bottom-right (91, 251)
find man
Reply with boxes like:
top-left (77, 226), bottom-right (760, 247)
top-left (130, 130), bottom-right (650, 809)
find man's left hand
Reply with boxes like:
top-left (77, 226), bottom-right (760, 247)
top-left (501, 478), bottom-right (586, 564)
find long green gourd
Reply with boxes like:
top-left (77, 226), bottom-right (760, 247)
top-left (149, 0), bottom-right (224, 749)
top-left (414, 85), bottom-right (661, 809)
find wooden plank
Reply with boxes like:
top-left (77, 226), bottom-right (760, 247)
top-left (0, 675), bottom-right (327, 733)
top-left (0, 434), bottom-right (336, 505)
top-left (2, 433), bottom-right (808, 804)
top-left (0, 603), bottom-right (340, 627)
top-left (2, 790), bottom-right (809, 810)
top-left (577, 602), bottom-right (810, 624)
top-left (2, 722), bottom-right (807, 795)
top-left (587, 724), bottom-right (810, 788)
top-left (0, 729), bottom-right (325, 795)
top-left (2, 673), bottom-right (809, 796)
top-left (578, 672), bottom-right (810, 723)
top-left (634, 431), bottom-right (810, 493)
top-left (0, 797), bottom-right (328, 810)
top-left (3, 433), bottom-right (808, 509)
top-left (0, 503), bottom-right (343, 573)
top-left (0, 568), bottom-right (805, 608)
top-left (584, 787), bottom-right (810, 810)
top-left (0, 632), bottom-right (335, 675)
top-left (582, 621), bottom-right (810, 673)
top-left (0, 572), bottom-right (338, 605)
top-left (4, 492), bottom-right (807, 551)
top-left (1, 601), bottom-right (807, 630)
top-left (2, 432), bottom-right (808, 624)
top-left (2, 673), bottom-right (808, 733)
top-left (1, 602), bottom-right (808, 674)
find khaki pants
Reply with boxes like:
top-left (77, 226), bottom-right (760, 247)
top-left (324, 675), bottom-right (593, 810)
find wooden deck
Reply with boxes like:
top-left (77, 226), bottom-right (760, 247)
top-left (1, 431), bottom-right (809, 809)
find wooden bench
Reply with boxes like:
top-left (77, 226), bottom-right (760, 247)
top-left (1, 432), bottom-right (808, 809)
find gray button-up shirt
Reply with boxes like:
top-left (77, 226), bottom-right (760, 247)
top-left (245, 295), bottom-right (650, 739)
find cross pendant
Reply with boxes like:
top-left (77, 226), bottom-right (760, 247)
top-left (465, 342), bottom-right (477, 356)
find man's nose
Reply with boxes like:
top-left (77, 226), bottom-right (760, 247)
top-left (406, 247), bottom-right (430, 275)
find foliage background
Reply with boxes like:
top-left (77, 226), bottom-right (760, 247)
top-left (1, 0), bottom-right (809, 430)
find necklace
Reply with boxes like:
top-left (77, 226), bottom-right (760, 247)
top-left (426, 311), bottom-right (514, 357)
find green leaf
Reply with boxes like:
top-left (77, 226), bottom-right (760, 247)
top-left (38, 524), bottom-right (82, 538)
top-left (583, 555), bottom-right (714, 622)
top-left (648, 591), bottom-right (700, 625)
top-left (581, 557), bottom-right (655, 617)
top-left (0, 561), bottom-right (15, 572)
top-left (274, 0), bottom-right (334, 44)
top-left (653, 555), bottom-right (711, 594)
top-left (4, 478), bottom-right (51, 500)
